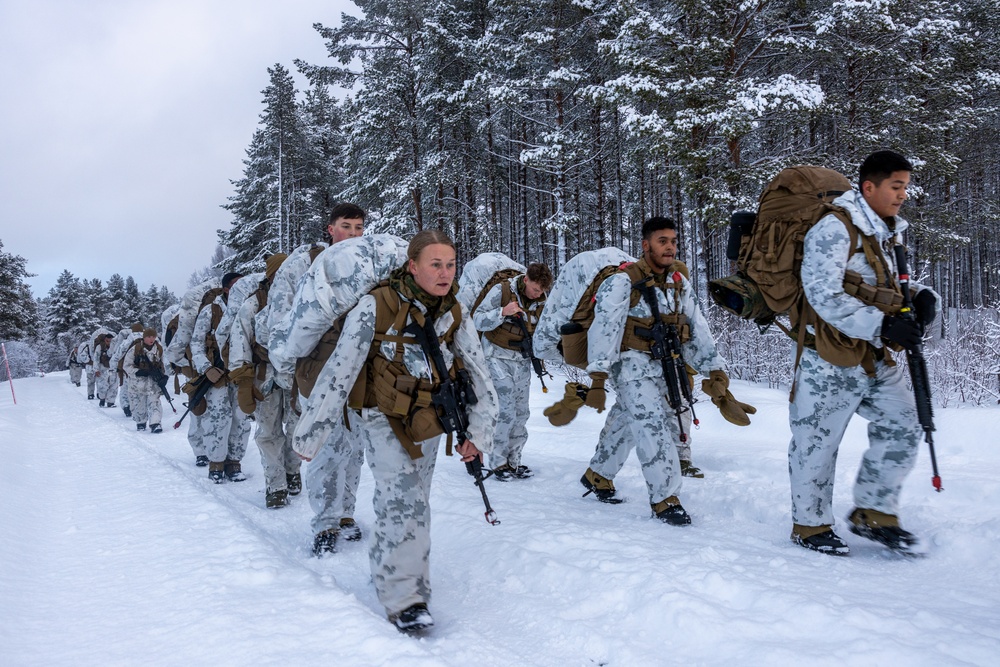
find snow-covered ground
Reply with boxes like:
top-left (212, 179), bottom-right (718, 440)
top-left (2, 371), bottom-right (999, 666)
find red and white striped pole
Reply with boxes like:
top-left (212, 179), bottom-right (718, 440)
top-left (1, 342), bottom-right (16, 404)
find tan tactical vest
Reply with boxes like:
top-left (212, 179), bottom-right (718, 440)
top-left (346, 283), bottom-right (464, 460)
top-left (561, 261), bottom-right (689, 369)
top-left (482, 278), bottom-right (546, 350)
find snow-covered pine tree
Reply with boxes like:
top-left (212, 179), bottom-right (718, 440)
top-left (0, 239), bottom-right (38, 341)
top-left (220, 64), bottom-right (316, 271)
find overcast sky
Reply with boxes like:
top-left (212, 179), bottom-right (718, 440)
top-left (0, 0), bottom-right (356, 300)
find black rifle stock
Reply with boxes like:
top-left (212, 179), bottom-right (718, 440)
top-left (149, 367), bottom-right (177, 413)
top-left (633, 280), bottom-right (699, 442)
top-left (509, 313), bottom-right (551, 392)
top-left (405, 317), bottom-right (499, 525)
top-left (893, 244), bottom-right (942, 491)
top-left (173, 373), bottom-right (212, 428)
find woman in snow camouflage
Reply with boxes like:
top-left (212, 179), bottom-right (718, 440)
top-left (292, 230), bottom-right (498, 633)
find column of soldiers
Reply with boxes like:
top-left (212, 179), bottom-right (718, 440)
top-left (71, 323), bottom-right (170, 433)
top-left (62, 150), bottom-right (939, 635)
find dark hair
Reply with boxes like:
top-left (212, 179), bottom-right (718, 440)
top-left (221, 272), bottom-right (243, 290)
top-left (641, 216), bottom-right (677, 240)
top-left (859, 150), bottom-right (913, 187)
top-left (407, 229), bottom-right (455, 262)
top-left (328, 203), bottom-right (366, 225)
top-left (525, 263), bottom-right (553, 291)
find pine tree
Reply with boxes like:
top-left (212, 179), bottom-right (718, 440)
top-left (220, 64), bottom-right (318, 270)
top-left (105, 273), bottom-right (127, 330)
top-left (44, 270), bottom-right (90, 342)
top-left (0, 239), bottom-right (38, 340)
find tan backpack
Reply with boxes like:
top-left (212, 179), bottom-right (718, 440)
top-left (710, 165), bottom-right (905, 377)
top-left (709, 165), bottom-right (855, 325)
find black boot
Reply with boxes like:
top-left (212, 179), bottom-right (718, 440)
top-left (123, 406), bottom-right (132, 418)
top-left (266, 489), bottom-right (289, 509)
top-left (339, 518), bottom-right (362, 542)
top-left (392, 603), bottom-right (434, 634)
top-left (149, 424), bottom-right (162, 434)
top-left (99, 399), bottom-right (106, 407)
top-left (313, 529), bottom-right (339, 557)
top-left (580, 468), bottom-right (624, 504)
top-left (224, 460), bottom-right (247, 482)
top-left (195, 455), bottom-right (209, 467)
top-left (792, 527), bottom-right (850, 556)
top-left (652, 497), bottom-right (692, 526)
top-left (286, 473), bottom-right (302, 496)
top-left (136, 423), bottom-right (146, 431)
top-left (848, 508), bottom-right (920, 555)
top-left (208, 462), bottom-right (225, 484)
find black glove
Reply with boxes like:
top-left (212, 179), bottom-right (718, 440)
top-left (913, 290), bottom-right (937, 327)
top-left (881, 314), bottom-right (922, 350)
top-left (135, 369), bottom-right (150, 377)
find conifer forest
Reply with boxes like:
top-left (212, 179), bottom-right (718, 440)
top-left (4, 0), bottom-right (999, 403)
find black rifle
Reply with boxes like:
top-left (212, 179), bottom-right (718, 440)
top-left (404, 316), bottom-right (499, 525)
top-left (173, 373), bottom-right (213, 429)
top-left (148, 367), bottom-right (177, 413)
top-left (509, 313), bottom-right (552, 393)
top-left (893, 245), bottom-right (942, 492)
top-left (633, 279), bottom-right (699, 443)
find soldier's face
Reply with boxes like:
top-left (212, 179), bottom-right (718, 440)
top-left (523, 277), bottom-right (545, 300)
top-left (409, 244), bottom-right (457, 297)
top-left (143, 335), bottom-right (156, 345)
top-left (328, 217), bottom-right (365, 244)
top-left (862, 171), bottom-right (910, 219)
top-left (642, 228), bottom-right (678, 272)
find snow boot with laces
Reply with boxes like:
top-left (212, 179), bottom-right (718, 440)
top-left (312, 529), bottom-right (339, 557)
top-left (208, 461), bottom-right (225, 484)
top-left (847, 508), bottom-right (921, 555)
top-left (286, 473), bottom-right (302, 496)
top-left (266, 489), bottom-right (289, 509)
top-left (580, 468), bottom-right (624, 504)
top-left (149, 423), bottom-right (162, 434)
top-left (792, 525), bottom-right (850, 556)
top-left (652, 496), bottom-right (692, 526)
top-left (339, 517), bottom-right (362, 542)
top-left (391, 603), bottom-right (434, 634)
top-left (224, 460), bottom-right (246, 482)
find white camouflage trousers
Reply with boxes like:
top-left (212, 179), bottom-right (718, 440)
top-left (589, 374), bottom-right (682, 505)
top-left (85, 366), bottom-right (96, 396)
top-left (788, 348), bottom-right (921, 527)
top-left (306, 413), bottom-right (364, 534)
top-left (69, 365), bottom-right (83, 385)
top-left (201, 383), bottom-right (251, 463)
top-left (187, 411), bottom-right (207, 458)
top-left (95, 365), bottom-right (116, 404)
top-left (119, 376), bottom-right (131, 410)
top-left (128, 376), bottom-right (163, 427)
top-left (486, 356), bottom-right (531, 469)
top-left (355, 408), bottom-right (438, 618)
top-left (254, 385), bottom-right (302, 492)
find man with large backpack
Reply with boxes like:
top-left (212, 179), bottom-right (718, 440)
top-left (266, 203), bottom-right (369, 554)
top-left (470, 260), bottom-right (553, 480)
top-left (786, 151), bottom-right (938, 556)
top-left (573, 217), bottom-right (751, 526)
top-left (67, 345), bottom-right (83, 387)
top-left (228, 253), bottom-right (301, 509)
top-left (190, 271), bottom-right (248, 482)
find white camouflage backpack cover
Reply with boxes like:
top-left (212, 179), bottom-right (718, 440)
top-left (215, 271), bottom-right (264, 354)
top-left (456, 252), bottom-right (527, 315)
top-left (534, 247), bottom-right (636, 367)
top-left (269, 234), bottom-right (410, 391)
top-left (163, 278), bottom-right (223, 372)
